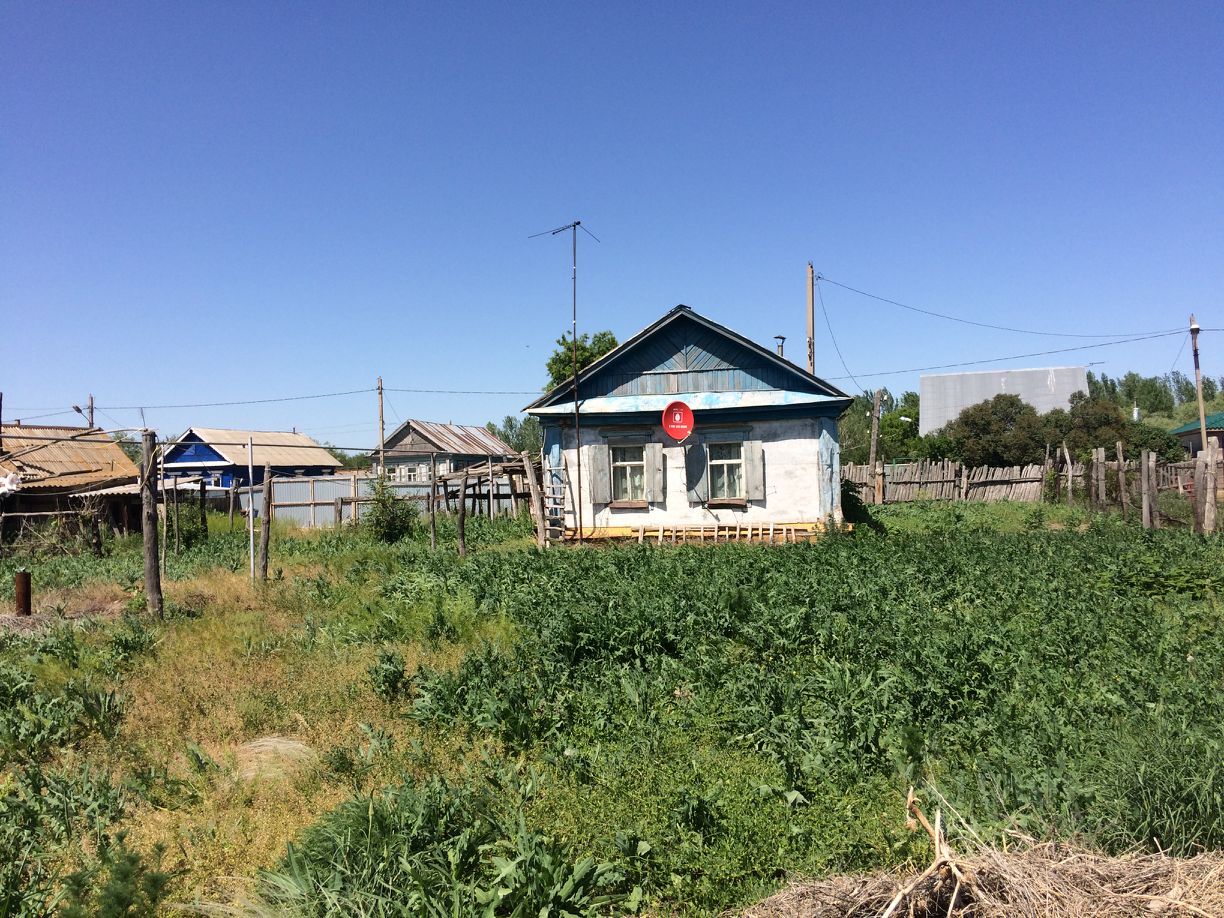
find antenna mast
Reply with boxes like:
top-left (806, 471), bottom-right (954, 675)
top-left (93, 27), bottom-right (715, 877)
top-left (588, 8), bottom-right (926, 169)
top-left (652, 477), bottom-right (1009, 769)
top-left (533, 219), bottom-right (600, 545)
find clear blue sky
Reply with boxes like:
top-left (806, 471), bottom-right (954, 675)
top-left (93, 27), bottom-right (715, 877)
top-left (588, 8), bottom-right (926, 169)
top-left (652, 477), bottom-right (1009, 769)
top-left (3, 1), bottom-right (1221, 448)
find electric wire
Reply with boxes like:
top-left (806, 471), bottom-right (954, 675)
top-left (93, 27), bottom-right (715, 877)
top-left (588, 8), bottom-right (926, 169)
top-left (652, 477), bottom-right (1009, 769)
top-left (825, 330), bottom-right (1185, 381)
top-left (816, 279), bottom-right (863, 393)
top-left (819, 275), bottom-right (1184, 338)
top-left (1169, 333), bottom-right (1190, 372)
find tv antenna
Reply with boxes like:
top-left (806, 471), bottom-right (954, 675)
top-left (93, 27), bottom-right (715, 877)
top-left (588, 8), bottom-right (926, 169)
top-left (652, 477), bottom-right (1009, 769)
top-left (531, 220), bottom-right (600, 545)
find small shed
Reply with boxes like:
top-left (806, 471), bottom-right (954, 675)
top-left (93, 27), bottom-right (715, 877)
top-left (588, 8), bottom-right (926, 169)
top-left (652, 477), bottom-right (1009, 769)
top-left (524, 304), bottom-right (852, 540)
top-left (1170, 412), bottom-right (1224, 456)
top-left (377, 419), bottom-right (514, 482)
top-left (162, 427), bottom-right (341, 487)
top-left (0, 424), bottom-right (141, 533)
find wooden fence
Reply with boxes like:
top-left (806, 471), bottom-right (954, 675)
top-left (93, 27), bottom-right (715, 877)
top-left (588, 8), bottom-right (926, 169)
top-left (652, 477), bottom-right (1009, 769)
top-left (843, 460), bottom-right (1045, 503)
top-left (844, 443), bottom-right (1222, 532)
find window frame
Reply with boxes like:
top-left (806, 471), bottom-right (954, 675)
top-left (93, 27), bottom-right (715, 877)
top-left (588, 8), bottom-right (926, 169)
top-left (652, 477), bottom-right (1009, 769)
top-left (706, 440), bottom-right (746, 505)
top-left (610, 443), bottom-right (647, 507)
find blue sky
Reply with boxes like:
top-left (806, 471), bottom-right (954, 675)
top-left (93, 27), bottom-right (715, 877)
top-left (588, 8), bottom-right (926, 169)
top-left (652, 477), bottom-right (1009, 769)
top-left (3, 1), bottom-right (1221, 448)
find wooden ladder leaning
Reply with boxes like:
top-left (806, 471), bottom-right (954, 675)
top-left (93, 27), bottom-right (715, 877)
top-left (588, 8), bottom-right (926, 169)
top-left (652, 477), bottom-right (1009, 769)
top-left (541, 457), bottom-right (569, 544)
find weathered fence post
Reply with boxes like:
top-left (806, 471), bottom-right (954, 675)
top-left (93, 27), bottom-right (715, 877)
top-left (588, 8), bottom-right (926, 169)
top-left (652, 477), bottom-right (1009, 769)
top-left (1140, 448), bottom-right (1152, 529)
top-left (486, 456), bottom-right (495, 517)
top-left (14, 570), bottom-right (31, 617)
top-left (1063, 442), bottom-right (1073, 505)
top-left (428, 453), bottom-right (438, 551)
top-left (258, 465), bottom-right (272, 581)
top-left (522, 453), bottom-right (546, 548)
top-left (456, 474), bottom-right (468, 556)
top-left (1099, 448), bottom-right (1108, 508)
top-left (198, 477), bottom-right (208, 540)
top-left (1116, 441), bottom-right (1129, 519)
top-left (867, 390), bottom-right (882, 503)
top-left (1149, 451), bottom-right (1161, 529)
top-left (874, 460), bottom-right (885, 505)
top-left (171, 478), bottom-right (180, 554)
top-left (228, 480), bottom-right (236, 531)
top-left (1205, 441), bottom-right (1218, 535)
top-left (141, 431), bottom-right (164, 619)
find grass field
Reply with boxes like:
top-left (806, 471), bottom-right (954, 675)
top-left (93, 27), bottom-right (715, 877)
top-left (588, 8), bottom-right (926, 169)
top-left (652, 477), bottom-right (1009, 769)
top-left (1, 505), bottom-right (1221, 916)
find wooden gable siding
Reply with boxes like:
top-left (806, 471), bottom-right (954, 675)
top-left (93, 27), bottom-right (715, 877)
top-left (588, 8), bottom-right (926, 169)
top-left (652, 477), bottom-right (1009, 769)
top-left (581, 316), bottom-right (817, 398)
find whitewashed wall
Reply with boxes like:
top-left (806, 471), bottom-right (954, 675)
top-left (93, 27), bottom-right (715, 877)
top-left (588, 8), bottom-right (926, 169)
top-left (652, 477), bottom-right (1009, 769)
top-left (551, 416), bottom-right (841, 529)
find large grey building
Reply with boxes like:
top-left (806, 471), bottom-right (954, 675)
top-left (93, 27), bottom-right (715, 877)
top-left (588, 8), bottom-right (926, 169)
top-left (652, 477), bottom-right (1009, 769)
top-left (919, 366), bottom-right (1089, 436)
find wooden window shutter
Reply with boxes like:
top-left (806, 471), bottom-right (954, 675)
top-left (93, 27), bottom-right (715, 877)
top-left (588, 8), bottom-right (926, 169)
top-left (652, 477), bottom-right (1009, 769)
top-left (685, 442), bottom-right (709, 503)
top-left (744, 439), bottom-right (765, 500)
top-left (644, 442), bottom-right (664, 503)
top-left (588, 443), bottom-right (611, 505)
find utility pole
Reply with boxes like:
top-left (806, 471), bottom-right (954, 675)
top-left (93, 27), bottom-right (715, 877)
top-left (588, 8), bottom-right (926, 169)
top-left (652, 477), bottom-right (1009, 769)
top-left (1190, 316), bottom-right (1208, 457)
top-left (87, 394), bottom-right (94, 428)
top-left (868, 389), bottom-right (883, 503)
top-left (806, 262), bottom-right (815, 374)
top-left (141, 430), bottom-right (164, 618)
top-left (377, 376), bottom-right (386, 478)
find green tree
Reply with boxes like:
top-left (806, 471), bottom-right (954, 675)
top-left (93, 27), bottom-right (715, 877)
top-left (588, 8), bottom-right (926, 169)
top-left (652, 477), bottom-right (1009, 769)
top-left (486, 415), bottom-right (542, 455)
top-left (324, 443), bottom-right (373, 470)
top-left (545, 330), bottom-right (618, 390)
top-left (940, 394), bottom-right (1048, 467)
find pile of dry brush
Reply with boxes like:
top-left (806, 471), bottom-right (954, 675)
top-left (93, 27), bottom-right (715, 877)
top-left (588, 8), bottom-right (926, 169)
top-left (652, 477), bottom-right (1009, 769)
top-left (738, 790), bottom-right (1224, 918)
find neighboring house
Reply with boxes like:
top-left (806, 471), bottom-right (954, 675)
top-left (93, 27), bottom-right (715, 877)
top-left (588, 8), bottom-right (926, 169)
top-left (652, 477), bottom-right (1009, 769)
top-left (523, 304), bottom-right (852, 537)
top-left (0, 424), bottom-right (141, 527)
top-left (162, 427), bottom-right (341, 487)
top-left (376, 420), bottom-right (514, 481)
top-left (919, 366), bottom-right (1088, 436)
top-left (1170, 412), bottom-right (1224, 456)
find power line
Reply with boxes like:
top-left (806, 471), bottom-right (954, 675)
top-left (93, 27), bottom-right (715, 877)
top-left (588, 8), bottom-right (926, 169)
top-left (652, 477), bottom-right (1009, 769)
top-left (819, 275), bottom-right (1184, 339)
top-left (383, 386), bottom-right (539, 395)
top-left (825, 330), bottom-right (1185, 381)
top-left (3, 408), bottom-right (79, 421)
top-left (816, 279), bottom-right (863, 393)
top-left (99, 388), bottom-right (376, 411)
top-left (1169, 333), bottom-right (1190, 373)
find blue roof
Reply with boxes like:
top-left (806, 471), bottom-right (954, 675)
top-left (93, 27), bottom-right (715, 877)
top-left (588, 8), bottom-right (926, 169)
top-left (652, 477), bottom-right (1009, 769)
top-left (525, 305), bottom-right (851, 413)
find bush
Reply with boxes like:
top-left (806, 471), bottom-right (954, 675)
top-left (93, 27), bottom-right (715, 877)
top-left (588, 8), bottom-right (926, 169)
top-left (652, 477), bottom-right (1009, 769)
top-left (361, 478), bottom-right (418, 543)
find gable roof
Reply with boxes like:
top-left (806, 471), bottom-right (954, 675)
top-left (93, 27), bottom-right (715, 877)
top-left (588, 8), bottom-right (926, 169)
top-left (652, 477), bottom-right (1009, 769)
top-left (383, 419), bottom-right (514, 456)
top-left (524, 304), bottom-right (852, 412)
top-left (0, 425), bottom-right (140, 492)
top-left (1170, 412), bottom-right (1224, 437)
top-left (165, 428), bottom-right (342, 469)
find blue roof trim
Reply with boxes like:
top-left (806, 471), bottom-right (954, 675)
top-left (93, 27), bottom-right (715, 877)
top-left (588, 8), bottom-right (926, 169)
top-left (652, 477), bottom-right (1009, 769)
top-left (530, 390), bottom-right (847, 415)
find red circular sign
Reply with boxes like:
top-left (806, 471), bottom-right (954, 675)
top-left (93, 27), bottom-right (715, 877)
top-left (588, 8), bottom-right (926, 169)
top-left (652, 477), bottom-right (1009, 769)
top-left (662, 401), bottom-right (695, 442)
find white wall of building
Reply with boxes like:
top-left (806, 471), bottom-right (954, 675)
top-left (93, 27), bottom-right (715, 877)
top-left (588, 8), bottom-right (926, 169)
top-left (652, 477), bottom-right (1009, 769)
top-left (551, 416), bottom-right (841, 528)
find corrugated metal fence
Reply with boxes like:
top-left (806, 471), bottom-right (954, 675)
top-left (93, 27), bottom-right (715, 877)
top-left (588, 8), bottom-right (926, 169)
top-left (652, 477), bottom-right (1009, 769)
top-left (238, 473), bottom-right (519, 528)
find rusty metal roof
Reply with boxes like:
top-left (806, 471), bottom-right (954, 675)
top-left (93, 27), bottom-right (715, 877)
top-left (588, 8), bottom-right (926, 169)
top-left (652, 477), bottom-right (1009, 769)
top-left (0, 425), bottom-right (140, 492)
top-left (168, 428), bottom-right (343, 469)
top-left (384, 419), bottom-right (514, 457)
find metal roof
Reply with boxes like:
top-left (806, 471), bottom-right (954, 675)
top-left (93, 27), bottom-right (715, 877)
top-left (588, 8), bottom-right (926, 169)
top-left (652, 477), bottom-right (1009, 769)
top-left (1169, 412), bottom-right (1224, 436)
top-left (919, 366), bottom-right (1089, 436)
top-left (167, 428), bottom-right (342, 469)
top-left (383, 419), bottom-right (514, 457)
top-left (0, 425), bottom-right (140, 492)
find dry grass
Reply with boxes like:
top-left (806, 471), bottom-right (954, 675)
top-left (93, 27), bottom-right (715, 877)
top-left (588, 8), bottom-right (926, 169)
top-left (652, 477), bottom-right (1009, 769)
top-left (74, 567), bottom-right (471, 905)
top-left (738, 793), bottom-right (1224, 918)
top-left (738, 845), bottom-right (1224, 918)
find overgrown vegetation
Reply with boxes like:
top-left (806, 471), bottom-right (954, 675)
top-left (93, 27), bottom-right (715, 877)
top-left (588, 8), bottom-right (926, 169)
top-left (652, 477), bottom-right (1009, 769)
top-left (1, 506), bottom-right (1220, 916)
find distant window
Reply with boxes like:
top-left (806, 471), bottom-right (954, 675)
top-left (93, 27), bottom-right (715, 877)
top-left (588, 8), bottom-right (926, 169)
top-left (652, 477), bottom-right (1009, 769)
top-left (611, 445), bottom-right (645, 501)
top-left (403, 466), bottom-right (419, 482)
top-left (708, 442), bottom-right (743, 499)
